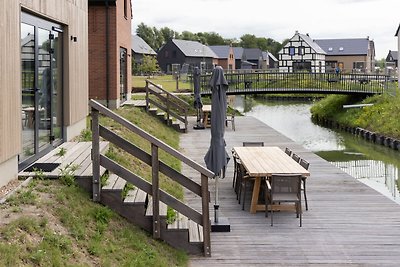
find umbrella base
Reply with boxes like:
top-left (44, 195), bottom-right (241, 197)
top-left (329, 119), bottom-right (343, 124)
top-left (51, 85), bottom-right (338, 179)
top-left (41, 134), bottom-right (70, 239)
top-left (193, 125), bottom-right (205, 130)
top-left (211, 216), bottom-right (230, 232)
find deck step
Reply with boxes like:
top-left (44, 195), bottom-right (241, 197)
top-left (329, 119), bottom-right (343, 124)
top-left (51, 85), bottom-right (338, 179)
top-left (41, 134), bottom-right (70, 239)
top-left (167, 213), bottom-right (203, 243)
top-left (102, 174), bottom-right (126, 191)
top-left (145, 196), bottom-right (168, 217)
top-left (124, 188), bottom-right (148, 205)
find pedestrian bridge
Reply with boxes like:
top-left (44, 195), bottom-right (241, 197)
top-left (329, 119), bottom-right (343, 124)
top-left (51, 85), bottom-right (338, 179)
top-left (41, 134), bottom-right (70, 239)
top-left (197, 71), bottom-right (393, 96)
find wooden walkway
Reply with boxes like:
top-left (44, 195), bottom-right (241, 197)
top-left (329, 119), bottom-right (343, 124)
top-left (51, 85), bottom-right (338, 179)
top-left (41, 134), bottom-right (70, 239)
top-left (19, 142), bottom-right (109, 179)
top-left (181, 116), bottom-right (400, 266)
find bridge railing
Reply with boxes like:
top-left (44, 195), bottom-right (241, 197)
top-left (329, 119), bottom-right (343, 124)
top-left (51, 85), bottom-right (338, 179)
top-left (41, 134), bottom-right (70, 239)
top-left (198, 72), bottom-right (389, 95)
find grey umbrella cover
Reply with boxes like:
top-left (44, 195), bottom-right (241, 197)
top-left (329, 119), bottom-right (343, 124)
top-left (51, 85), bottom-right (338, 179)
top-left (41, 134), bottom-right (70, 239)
top-left (204, 66), bottom-right (230, 177)
top-left (193, 67), bottom-right (203, 109)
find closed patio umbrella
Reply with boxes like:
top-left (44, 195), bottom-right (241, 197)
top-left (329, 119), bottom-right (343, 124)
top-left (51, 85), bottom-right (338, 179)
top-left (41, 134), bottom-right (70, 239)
top-left (193, 67), bottom-right (204, 129)
top-left (204, 66), bottom-right (230, 225)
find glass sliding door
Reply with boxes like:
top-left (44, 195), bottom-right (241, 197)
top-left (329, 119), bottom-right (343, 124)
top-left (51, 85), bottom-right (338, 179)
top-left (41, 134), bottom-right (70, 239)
top-left (20, 13), bottom-right (63, 169)
top-left (120, 47), bottom-right (128, 102)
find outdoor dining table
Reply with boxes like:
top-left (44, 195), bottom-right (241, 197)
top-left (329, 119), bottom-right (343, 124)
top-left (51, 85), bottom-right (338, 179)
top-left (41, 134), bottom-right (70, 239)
top-left (202, 104), bottom-right (212, 128)
top-left (232, 146), bottom-right (310, 213)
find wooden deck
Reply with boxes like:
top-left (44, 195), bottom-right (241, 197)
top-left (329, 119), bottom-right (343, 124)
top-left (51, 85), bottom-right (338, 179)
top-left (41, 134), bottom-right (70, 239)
top-left (19, 142), bottom-right (109, 179)
top-left (182, 116), bottom-right (400, 266)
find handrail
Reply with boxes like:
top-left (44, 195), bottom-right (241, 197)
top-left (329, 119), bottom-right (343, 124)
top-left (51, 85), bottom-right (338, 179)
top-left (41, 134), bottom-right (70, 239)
top-left (90, 99), bottom-right (212, 257)
top-left (145, 80), bottom-right (190, 132)
top-left (198, 71), bottom-right (388, 96)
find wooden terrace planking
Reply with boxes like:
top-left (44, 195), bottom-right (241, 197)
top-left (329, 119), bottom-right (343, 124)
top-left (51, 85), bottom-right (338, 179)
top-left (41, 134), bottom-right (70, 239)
top-left (181, 116), bottom-right (400, 266)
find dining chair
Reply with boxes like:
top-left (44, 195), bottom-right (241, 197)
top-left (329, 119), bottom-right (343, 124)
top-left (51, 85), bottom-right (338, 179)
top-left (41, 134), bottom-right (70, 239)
top-left (242, 141), bottom-right (264, 147)
top-left (299, 158), bottom-right (310, 211)
top-left (231, 149), bottom-right (240, 191)
top-left (237, 162), bottom-right (255, 210)
top-left (265, 174), bottom-right (303, 227)
top-left (225, 114), bottom-right (235, 131)
top-left (284, 147), bottom-right (292, 156)
top-left (292, 153), bottom-right (300, 163)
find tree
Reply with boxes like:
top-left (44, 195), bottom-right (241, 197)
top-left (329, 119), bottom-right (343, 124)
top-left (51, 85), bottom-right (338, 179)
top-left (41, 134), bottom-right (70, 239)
top-left (240, 34), bottom-right (258, 48)
top-left (136, 23), bottom-right (156, 50)
top-left (135, 55), bottom-right (159, 77)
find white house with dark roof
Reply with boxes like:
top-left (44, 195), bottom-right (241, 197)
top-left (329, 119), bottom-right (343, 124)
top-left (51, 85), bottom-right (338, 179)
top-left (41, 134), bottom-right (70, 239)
top-left (314, 37), bottom-right (375, 73)
top-left (157, 39), bottom-right (217, 73)
top-left (278, 31), bottom-right (326, 73)
top-left (386, 50), bottom-right (398, 68)
top-left (132, 35), bottom-right (156, 64)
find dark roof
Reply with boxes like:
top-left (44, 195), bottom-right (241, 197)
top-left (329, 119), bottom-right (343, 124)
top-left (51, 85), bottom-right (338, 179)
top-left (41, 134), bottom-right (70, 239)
top-left (233, 47), bottom-right (244, 59)
top-left (243, 48), bottom-right (263, 60)
top-left (131, 35), bottom-right (156, 55)
top-left (395, 24), bottom-right (400, 36)
top-left (209, 45), bottom-right (231, 59)
top-left (298, 33), bottom-right (326, 54)
top-left (387, 50), bottom-right (398, 61)
top-left (268, 52), bottom-right (278, 62)
top-left (314, 38), bottom-right (370, 55)
top-left (172, 39), bottom-right (216, 58)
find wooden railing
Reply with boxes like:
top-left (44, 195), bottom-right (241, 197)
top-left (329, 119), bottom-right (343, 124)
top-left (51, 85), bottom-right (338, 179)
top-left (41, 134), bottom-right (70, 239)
top-left (196, 71), bottom-right (389, 95)
top-left (90, 99), bottom-right (213, 256)
top-left (145, 80), bottom-right (190, 132)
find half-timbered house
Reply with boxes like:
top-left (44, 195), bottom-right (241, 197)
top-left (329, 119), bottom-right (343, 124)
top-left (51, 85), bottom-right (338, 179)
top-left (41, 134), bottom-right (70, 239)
top-left (278, 31), bottom-right (326, 73)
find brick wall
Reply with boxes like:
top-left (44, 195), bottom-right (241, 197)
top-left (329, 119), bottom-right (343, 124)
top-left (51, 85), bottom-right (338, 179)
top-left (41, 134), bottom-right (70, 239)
top-left (88, 1), bottom-right (131, 107)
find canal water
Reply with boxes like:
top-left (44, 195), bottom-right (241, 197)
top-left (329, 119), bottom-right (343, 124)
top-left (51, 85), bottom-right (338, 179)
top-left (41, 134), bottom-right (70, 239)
top-left (233, 96), bottom-right (400, 205)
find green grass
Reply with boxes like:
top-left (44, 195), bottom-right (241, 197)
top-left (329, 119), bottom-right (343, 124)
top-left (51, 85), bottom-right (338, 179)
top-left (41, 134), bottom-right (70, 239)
top-left (132, 75), bottom-right (192, 92)
top-left (0, 105), bottom-right (190, 266)
top-left (311, 90), bottom-right (400, 139)
top-left (0, 180), bottom-right (187, 266)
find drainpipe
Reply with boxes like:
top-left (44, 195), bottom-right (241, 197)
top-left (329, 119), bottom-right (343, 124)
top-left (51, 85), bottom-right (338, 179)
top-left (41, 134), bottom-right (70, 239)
top-left (105, 0), bottom-right (110, 108)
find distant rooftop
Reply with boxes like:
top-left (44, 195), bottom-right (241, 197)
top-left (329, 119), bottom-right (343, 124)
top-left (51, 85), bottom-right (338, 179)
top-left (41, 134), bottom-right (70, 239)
top-left (209, 45), bottom-right (231, 59)
top-left (131, 35), bottom-right (156, 55)
top-left (314, 38), bottom-right (371, 55)
top-left (172, 39), bottom-right (216, 58)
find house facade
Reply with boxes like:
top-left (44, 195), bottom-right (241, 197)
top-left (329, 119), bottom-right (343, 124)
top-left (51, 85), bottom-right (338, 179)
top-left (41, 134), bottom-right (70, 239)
top-left (88, 0), bottom-right (132, 109)
top-left (157, 39), bottom-right (217, 74)
top-left (1, 0), bottom-right (89, 187)
top-left (386, 50), bottom-right (398, 68)
top-left (278, 31), bottom-right (326, 73)
top-left (209, 45), bottom-right (235, 70)
top-left (315, 38), bottom-right (375, 73)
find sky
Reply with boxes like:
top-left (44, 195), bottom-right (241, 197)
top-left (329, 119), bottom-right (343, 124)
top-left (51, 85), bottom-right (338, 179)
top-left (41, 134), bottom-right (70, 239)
top-left (131, 0), bottom-right (399, 59)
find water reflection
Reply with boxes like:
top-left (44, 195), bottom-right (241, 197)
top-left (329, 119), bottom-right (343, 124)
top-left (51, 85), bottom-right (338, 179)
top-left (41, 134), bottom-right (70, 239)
top-left (235, 96), bottom-right (400, 204)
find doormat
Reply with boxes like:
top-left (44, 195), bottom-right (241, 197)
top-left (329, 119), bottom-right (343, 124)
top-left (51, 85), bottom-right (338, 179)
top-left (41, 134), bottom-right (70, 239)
top-left (24, 162), bottom-right (60, 173)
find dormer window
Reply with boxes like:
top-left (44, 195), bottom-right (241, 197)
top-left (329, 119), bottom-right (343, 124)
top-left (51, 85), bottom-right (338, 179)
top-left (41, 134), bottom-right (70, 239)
top-left (339, 47), bottom-right (344, 51)
top-left (328, 47), bottom-right (333, 51)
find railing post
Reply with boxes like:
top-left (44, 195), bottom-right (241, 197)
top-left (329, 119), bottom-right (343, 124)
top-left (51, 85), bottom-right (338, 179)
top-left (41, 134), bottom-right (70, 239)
top-left (145, 80), bottom-right (149, 112)
top-left (151, 143), bottom-right (161, 239)
top-left (201, 173), bottom-right (211, 257)
top-left (91, 107), bottom-right (101, 202)
top-left (166, 94), bottom-right (170, 126)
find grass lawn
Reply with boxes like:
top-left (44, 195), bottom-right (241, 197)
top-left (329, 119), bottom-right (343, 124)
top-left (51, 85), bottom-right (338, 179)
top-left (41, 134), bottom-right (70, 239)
top-left (132, 75), bottom-right (192, 92)
top-left (0, 105), bottom-right (189, 266)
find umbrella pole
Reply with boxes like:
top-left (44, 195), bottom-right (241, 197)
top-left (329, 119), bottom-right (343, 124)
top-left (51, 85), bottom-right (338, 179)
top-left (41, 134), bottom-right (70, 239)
top-left (214, 174), bottom-right (219, 223)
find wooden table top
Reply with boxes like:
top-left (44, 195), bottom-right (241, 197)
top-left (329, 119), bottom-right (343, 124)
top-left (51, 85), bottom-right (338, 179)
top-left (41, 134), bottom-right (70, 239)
top-left (202, 104), bottom-right (211, 112)
top-left (233, 146), bottom-right (310, 177)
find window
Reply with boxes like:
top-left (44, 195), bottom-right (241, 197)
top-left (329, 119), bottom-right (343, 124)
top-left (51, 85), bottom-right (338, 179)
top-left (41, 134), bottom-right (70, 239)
top-left (289, 46), bottom-right (295, 56)
top-left (120, 47), bottom-right (127, 101)
top-left (339, 47), bottom-right (344, 51)
top-left (124, 0), bottom-right (128, 18)
top-left (298, 46), bottom-right (305, 55)
top-left (328, 47), bottom-right (333, 51)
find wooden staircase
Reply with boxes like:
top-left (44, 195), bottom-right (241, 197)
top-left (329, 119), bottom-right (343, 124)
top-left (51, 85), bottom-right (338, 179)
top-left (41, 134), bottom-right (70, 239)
top-left (97, 173), bottom-right (204, 254)
top-left (144, 80), bottom-right (190, 133)
top-left (88, 100), bottom-right (214, 256)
